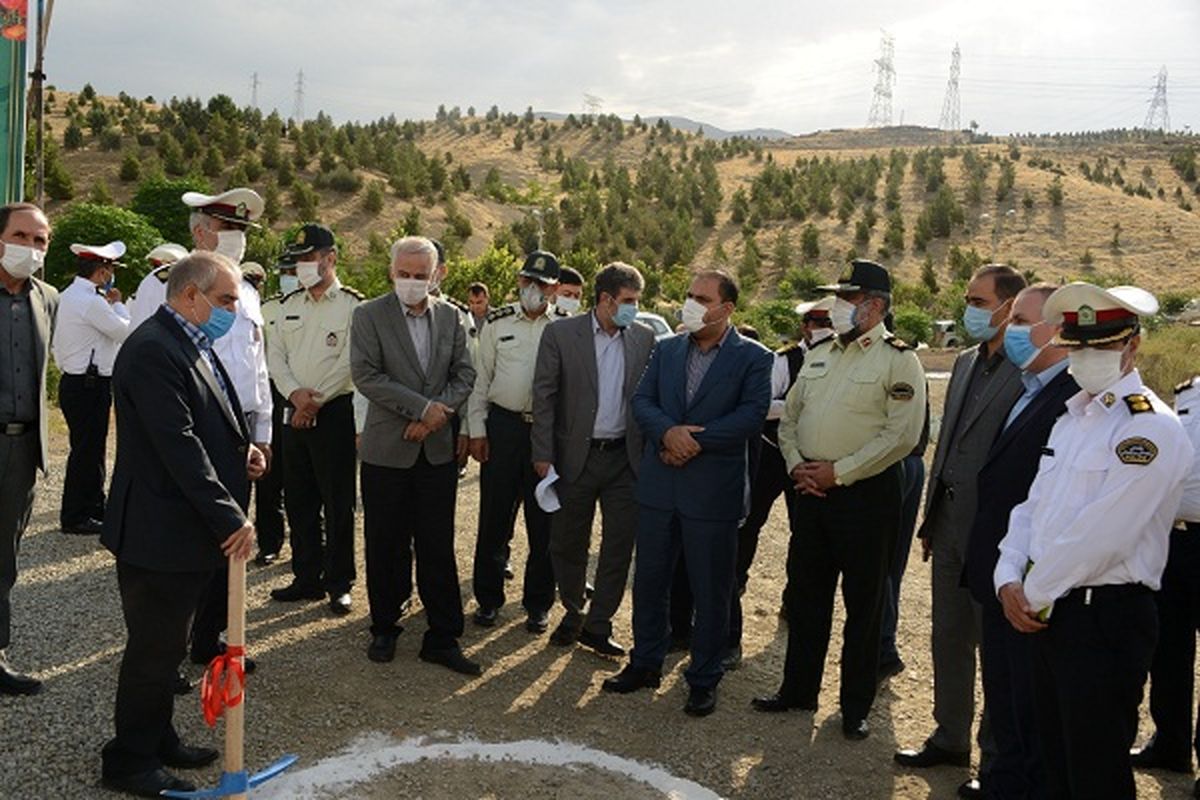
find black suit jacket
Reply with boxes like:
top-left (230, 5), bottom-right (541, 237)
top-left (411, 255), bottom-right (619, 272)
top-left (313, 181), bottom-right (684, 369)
top-left (102, 306), bottom-right (250, 573)
top-left (965, 367), bottom-right (1079, 604)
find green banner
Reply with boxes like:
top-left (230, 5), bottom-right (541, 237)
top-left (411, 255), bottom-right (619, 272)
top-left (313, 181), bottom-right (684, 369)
top-left (0, 0), bottom-right (27, 204)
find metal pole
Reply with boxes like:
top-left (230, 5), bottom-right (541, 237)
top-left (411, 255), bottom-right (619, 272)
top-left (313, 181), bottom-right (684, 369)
top-left (31, 0), bottom-right (51, 207)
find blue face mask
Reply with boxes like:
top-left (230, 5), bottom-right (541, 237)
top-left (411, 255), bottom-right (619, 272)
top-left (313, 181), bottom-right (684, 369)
top-left (198, 293), bottom-right (236, 341)
top-left (962, 303), bottom-right (1001, 341)
top-left (612, 301), bottom-right (638, 328)
top-left (1003, 324), bottom-right (1044, 369)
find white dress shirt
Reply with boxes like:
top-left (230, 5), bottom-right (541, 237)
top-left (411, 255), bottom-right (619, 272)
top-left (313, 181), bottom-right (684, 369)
top-left (51, 276), bottom-right (131, 375)
top-left (591, 313), bottom-right (627, 439)
top-left (129, 264), bottom-right (170, 330)
top-left (212, 278), bottom-right (273, 442)
top-left (994, 369), bottom-right (1193, 615)
top-left (1175, 376), bottom-right (1200, 522)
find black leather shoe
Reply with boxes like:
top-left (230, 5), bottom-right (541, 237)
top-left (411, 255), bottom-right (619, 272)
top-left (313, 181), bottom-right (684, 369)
top-left (525, 609), bottom-right (549, 634)
top-left (584, 582), bottom-right (595, 599)
top-left (473, 607), bottom-right (499, 627)
top-left (684, 685), bottom-right (717, 717)
top-left (270, 582), bottom-right (324, 602)
top-left (751, 693), bottom-right (815, 713)
top-left (601, 664), bottom-right (661, 694)
top-left (420, 646), bottom-right (482, 676)
top-left (578, 630), bottom-right (625, 657)
top-left (329, 592), bottom-right (353, 616)
top-left (549, 622), bottom-right (580, 647)
top-left (957, 779), bottom-right (983, 799)
top-left (368, 633), bottom-right (398, 663)
top-left (0, 662), bottom-right (42, 696)
top-left (172, 671), bottom-right (192, 696)
top-left (843, 717), bottom-right (870, 740)
top-left (61, 517), bottom-right (102, 535)
top-left (253, 550), bottom-right (278, 566)
top-left (102, 768), bottom-right (195, 798)
top-left (878, 659), bottom-right (906, 683)
top-left (894, 742), bottom-right (971, 768)
top-left (721, 645), bottom-right (742, 672)
top-left (1130, 740), bottom-right (1192, 773)
top-left (160, 742), bottom-right (219, 770)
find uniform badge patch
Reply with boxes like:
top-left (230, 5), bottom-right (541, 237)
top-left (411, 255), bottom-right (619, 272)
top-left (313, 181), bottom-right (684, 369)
top-left (1115, 436), bottom-right (1158, 465)
top-left (1101, 392), bottom-right (1116, 407)
top-left (889, 382), bottom-right (915, 401)
top-left (326, 332), bottom-right (338, 347)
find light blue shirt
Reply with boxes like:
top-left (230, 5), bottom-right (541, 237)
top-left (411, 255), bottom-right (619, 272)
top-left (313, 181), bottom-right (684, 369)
top-left (591, 312), bottom-right (627, 439)
top-left (1004, 358), bottom-right (1070, 430)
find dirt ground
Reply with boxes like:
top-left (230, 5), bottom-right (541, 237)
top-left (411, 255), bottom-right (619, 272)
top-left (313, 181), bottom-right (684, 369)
top-left (0, 378), bottom-right (1191, 799)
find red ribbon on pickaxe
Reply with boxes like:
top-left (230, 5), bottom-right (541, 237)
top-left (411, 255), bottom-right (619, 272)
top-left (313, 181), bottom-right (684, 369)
top-left (200, 645), bottom-right (245, 728)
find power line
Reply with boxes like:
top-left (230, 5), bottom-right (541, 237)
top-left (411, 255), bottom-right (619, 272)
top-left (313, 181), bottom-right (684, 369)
top-left (1143, 65), bottom-right (1170, 130)
top-left (292, 69), bottom-right (306, 123)
top-left (939, 44), bottom-right (961, 131)
top-left (866, 31), bottom-right (896, 127)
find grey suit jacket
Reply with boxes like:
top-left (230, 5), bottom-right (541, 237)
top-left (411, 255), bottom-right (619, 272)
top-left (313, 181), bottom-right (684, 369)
top-left (350, 294), bottom-right (475, 469)
top-left (919, 343), bottom-right (1023, 541)
top-left (29, 276), bottom-right (58, 472)
top-left (531, 313), bottom-right (656, 484)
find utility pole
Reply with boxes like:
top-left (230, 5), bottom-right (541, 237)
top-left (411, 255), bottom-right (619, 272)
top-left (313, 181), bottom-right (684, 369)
top-left (583, 93), bottom-right (603, 116)
top-left (292, 69), bottom-right (305, 124)
top-left (250, 72), bottom-right (259, 109)
top-left (1143, 66), bottom-right (1170, 132)
top-left (32, 0), bottom-right (55, 206)
top-left (939, 44), bottom-right (961, 132)
top-left (866, 31), bottom-right (895, 128)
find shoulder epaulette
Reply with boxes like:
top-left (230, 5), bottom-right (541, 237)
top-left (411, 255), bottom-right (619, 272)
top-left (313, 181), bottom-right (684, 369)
top-left (1175, 378), bottom-right (1197, 396)
top-left (884, 333), bottom-right (912, 351)
top-left (776, 341), bottom-right (804, 355)
top-left (154, 266), bottom-right (171, 283)
top-left (1124, 393), bottom-right (1155, 415)
top-left (281, 288), bottom-right (305, 303)
top-left (809, 336), bottom-right (834, 351)
top-left (95, 286), bottom-right (106, 296)
top-left (342, 286), bottom-right (364, 300)
top-left (487, 304), bottom-right (517, 322)
top-left (442, 295), bottom-right (470, 313)
top-left (262, 293), bottom-right (282, 304)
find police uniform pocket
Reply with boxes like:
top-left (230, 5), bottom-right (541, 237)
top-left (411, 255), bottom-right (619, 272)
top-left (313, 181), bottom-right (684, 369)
top-left (322, 325), bottom-right (347, 351)
top-left (846, 369), bottom-right (882, 411)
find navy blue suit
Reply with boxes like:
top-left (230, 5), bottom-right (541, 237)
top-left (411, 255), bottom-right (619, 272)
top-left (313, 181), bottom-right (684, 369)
top-left (966, 366), bottom-right (1077, 799)
top-left (629, 327), bottom-right (772, 688)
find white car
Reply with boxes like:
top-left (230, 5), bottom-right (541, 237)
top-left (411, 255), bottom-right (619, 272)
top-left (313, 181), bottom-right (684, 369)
top-left (635, 311), bottom-right (673, 340)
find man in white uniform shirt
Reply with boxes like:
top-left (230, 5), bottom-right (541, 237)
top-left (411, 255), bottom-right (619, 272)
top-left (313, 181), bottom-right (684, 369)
top-left (994, 282), bottom-right (1193, 799)
top-left (52, 241), bottom-right (131, 535)
top-left (128, 243), bottom-right (187, 329)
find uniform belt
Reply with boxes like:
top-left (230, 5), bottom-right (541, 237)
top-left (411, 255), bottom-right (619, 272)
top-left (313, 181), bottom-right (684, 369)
top-left (590, 437), bottom-right (624, 451)
top-left (1, 421), bottom-right (32, 435)
top-left (489, 403), bottom-right (533, 424)
top-left (1059, 583), bottom-right (1150, 607)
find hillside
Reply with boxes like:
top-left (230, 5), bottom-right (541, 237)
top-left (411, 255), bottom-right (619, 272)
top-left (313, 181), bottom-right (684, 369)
top-left (32, 87), bottom-right (1200, 345)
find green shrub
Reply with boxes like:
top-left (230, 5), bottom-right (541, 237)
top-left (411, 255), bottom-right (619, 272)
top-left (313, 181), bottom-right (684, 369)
top-left (892, 303), bottom-right (933, 345)
top-left (44, 203), bottom-right (163, 293)
top-left (131, 175), bottom-right (212, 244)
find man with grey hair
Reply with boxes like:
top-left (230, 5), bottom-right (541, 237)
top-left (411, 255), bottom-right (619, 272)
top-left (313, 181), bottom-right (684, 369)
top-left (351, 236), bottom-right (479, 674)
top-left (532, 262), bottom-right (656, 656)
top-left (100, 251), bottom-right (264, 798)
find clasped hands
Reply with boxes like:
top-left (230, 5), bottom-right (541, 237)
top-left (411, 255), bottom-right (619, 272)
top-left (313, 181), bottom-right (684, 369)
top-left (288, 388), bottom-right (323, 428)
top-left (404, 401), bottom-right (455, 443)
top-left (790, 460), bottom-right (837, 497)
top-left (998, 581), bottom-right (1048, 634)
top-left (658, 424), bottom-right (704, 467)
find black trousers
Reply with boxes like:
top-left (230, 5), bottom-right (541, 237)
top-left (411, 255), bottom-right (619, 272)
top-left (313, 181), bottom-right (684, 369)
top-left (58, 373), bottom-right (111, 527)
top-left (0, 429), bottom-right (37, 651)
top-left (1032, 586), bottom-right (1157, 800)
top-left (473, 406), bottom-right (554, 614)
top-left (362, 457), bottom-right (464, 651)
top-left (980, 596), bottom-right (1043, 799)
top-left (282, 394), bottom-right (357, 595)
top-left (1145, 525), bottom-right (1200, 764)
top-left (254, 383), bottom-right (288, 557)
top-left (102, 562), bottom-right (211, 778)
top-left (779, 463), bottom-right (901, 720)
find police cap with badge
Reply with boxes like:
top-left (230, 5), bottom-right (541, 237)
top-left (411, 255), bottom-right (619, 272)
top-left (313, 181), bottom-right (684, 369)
top-left (1044, 282), bottom-right (1158, 347)
top-left (795, 295), bottom-right (836, 325)
top-left (70, 241), bottom-right (126, 271)
top-left (280, 223), bottom-right (337, 262)
top-left (181, 188), bottom-right (265, 228)
top-left (519, 250), bottom-right (561, 285)
top-left (818, 259), bottom-right (892, 295)
top-left (146, 243), bottom-right (188, 268)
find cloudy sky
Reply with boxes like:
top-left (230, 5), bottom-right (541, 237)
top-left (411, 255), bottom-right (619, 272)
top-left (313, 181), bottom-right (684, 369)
top-left (41, 0), bottom-right (1200, 135)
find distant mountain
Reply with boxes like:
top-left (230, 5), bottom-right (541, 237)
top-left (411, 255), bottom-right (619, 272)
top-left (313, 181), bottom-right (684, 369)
top-left (533, 111), bottom-right (792, 141)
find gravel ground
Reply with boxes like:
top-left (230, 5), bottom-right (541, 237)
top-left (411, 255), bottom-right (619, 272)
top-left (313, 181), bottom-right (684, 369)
top-left (0, 391), bottom-right (1191, 799)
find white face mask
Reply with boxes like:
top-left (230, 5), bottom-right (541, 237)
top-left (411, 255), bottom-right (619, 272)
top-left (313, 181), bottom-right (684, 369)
top-left (394, 277), bottom-right (429, 307)
top-left (1068, 347), bottom-right (1126, 395)
top-left (278, 274), bottom-right (300, 295)
top-left (1, 244), bottom-right (44, 280)
top-left (555, 295), bottom-right (581, 315)
top-left (214, 229), bottom-right (246, 264)
top-left (519, 283), bottom-right (546, 313)
top-left (680, 297), bottom-right (710, 333)
top-left (296, 260), bottom-right (322, 289)
top-left (830, 297), bottom-right (858, 336)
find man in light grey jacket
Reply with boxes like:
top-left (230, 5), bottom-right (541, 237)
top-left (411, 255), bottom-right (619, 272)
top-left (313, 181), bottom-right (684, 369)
top-left (350, 236), bottom-right (478, 675)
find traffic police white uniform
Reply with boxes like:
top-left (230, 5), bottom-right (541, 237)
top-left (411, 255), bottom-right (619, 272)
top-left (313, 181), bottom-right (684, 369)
top-left (128, 243), bottom-right (187, 329)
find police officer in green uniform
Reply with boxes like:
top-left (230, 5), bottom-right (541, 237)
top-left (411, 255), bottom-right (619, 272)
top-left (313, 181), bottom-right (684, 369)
top-left (266, 224), bottom-right (363, 616)
top-left (753, 260), bottom-right (926, 742)
top-left (467, 251), bottom-right (568, 632)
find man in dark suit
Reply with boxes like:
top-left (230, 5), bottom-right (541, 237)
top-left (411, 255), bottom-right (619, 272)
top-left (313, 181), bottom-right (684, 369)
top-left (897, 265), bottom-right (1025, 794)
top-left (964, 283), bottom-right (1077, 799)
top-left (0, 203), bottom-right (56, 697)
top-left (602, 270), bottom-right (772, 717)
top-left (351, 236), bottom-right (479, 675)
top-left (532, 262), bottom-right (656, 657)
top-left (100, 252), bottom-right (263, 798)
